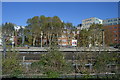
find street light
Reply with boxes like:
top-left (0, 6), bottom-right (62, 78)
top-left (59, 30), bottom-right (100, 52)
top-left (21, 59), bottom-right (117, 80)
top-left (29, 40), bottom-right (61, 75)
top-left (41, 31), bottom-right (43, 48)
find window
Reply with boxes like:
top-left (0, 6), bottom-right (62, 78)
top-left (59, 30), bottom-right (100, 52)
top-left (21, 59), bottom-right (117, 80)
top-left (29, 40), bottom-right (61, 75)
top-left (114, 35), bottom-right (117, 37)
top-left (114, 39), bottom-right (117, 41)
top-left (77, 31), bottom-right (79, 34)
top-left (114, 19), bottom-right (117, 21)
top-left (108, 20), bottom-right (110, 22)
top-left (113, 23), bottom-right (117, 25)
top-left (114, 27), bottom-right (117, 29)
top-left (63, 31), bottom-right (66, 33)
top-left (62, 35), bottom-right (66, 38)
top-left (109, 23), bottom-right (112, 25)
top-left (62, 39), bottom-right (67, 42)
top-left (109, 27), bottom-right (112, 29)
top-left (108, 19), bottom-right (112, 22)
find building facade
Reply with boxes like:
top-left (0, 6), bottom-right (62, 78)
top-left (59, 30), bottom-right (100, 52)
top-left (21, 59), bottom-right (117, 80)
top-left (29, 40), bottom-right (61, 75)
top-left (58, 27), bottom-right (78, 46)
top-left (0, 27), bottom-right (2, 46)
top-left (103, 18), bottom-right (120, 26)
top-left (103, 18), bottom-right (120, 45)
top-left (81, 17), bottom-right (103, 30)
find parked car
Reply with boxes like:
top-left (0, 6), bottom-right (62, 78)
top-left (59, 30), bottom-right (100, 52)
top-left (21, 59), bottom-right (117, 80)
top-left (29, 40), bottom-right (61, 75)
top-left (66, 45), bottom-right (73, 48)
top-left (114, 44), bottom-right (120, 48)
top-left (24, 45), bottom-right (30, 49)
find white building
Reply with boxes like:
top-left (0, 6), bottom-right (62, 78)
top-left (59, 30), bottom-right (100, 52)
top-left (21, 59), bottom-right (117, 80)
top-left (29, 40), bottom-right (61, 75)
top-left (0, 27), bottom-right (2, 46)
top-left (81, 17), bottom-right (103, 30)
top-left (14, 25), bottom-right (25, 31)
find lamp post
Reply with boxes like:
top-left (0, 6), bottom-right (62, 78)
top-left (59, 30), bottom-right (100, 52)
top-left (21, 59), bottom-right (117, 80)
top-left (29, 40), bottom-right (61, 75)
top-left (41, 31), bottom-right (43, 48)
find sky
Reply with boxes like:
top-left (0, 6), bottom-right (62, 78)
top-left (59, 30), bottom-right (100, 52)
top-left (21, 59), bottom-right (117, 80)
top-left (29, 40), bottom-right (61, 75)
top-left (2, 2), bottom-right (118, 26)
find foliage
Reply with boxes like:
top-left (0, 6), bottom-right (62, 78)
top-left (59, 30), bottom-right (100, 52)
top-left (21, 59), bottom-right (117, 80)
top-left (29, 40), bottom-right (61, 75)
top-left (2, 50), bottom-right (23, 77)
top-left (25, 15), bottom-right (64, 46)
top-left (94, 52), bottom-right (119, 73)
top-left (44, 70), bottom-right (60, 78)
top-left (78, 24), bottom-right (103, 47)
top-left (88, 24), bottom-right (103, 47)
top-left (31, 44), bottom-right (73, 78)
top-left (79, 29), bottom-right (90, 47)
top-left (2, 23), bottom-right (15, 36)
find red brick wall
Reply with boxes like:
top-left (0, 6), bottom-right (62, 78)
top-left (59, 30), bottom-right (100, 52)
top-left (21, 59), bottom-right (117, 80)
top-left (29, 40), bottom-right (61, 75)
top-left (104, 24), bottom-right (120, 45)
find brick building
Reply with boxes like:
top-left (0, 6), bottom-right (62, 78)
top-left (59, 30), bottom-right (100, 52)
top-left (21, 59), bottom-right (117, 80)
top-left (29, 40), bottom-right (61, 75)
top-left (103, 18), bottom-right (120, 45)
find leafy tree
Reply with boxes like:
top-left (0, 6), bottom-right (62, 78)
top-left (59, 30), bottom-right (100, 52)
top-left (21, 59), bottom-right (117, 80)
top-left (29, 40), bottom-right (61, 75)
top-left (27, 16), bottom-right (42, 46)
top-left (2, 22), bottom-right (15, 36)
top-left (31, 43), bottom-right (73, 78)
top-left (94, 52), bottom-right (115, 73)
top-left (79, 29), bottom-right (89, 47)
top-left (2, 50), bottom-right (23, 77)
top-left (2, 23), bottom-right (15, 47)
top-left (88, 24), bottom-right (103, 47)
top-left (26, 15), bottom-right (64, 46)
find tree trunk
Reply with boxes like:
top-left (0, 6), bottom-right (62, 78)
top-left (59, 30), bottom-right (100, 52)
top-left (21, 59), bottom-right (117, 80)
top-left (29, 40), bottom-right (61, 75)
top-left (57, 33), bottom-right (59, 45)
top-left (33, 35), bottom-right (37, 46)
top-left (50, 34), bottom-right (52, 46)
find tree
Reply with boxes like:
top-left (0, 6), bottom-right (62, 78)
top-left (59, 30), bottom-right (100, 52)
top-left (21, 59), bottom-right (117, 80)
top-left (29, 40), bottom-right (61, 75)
top-left (26, 15), bottom-right (64, 47)
top-left (41, 16), bottom-right (64, 46)
top-left (31, 43), bottom-right (73, 78)
top-left (2, 23), bottom-right (15, 47)
top-left (27, 16), bottom-right (42, 46)
top-left (88, 24), bottom-right (103, 47)
top-left (94, 52), bottom-right (115, 73)
top-left (2, 23), bottom-right (15, 36)
top-left (79, 29), bottom-right (90, 47)
top-left (2, 50), bottom-right (23, 77)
